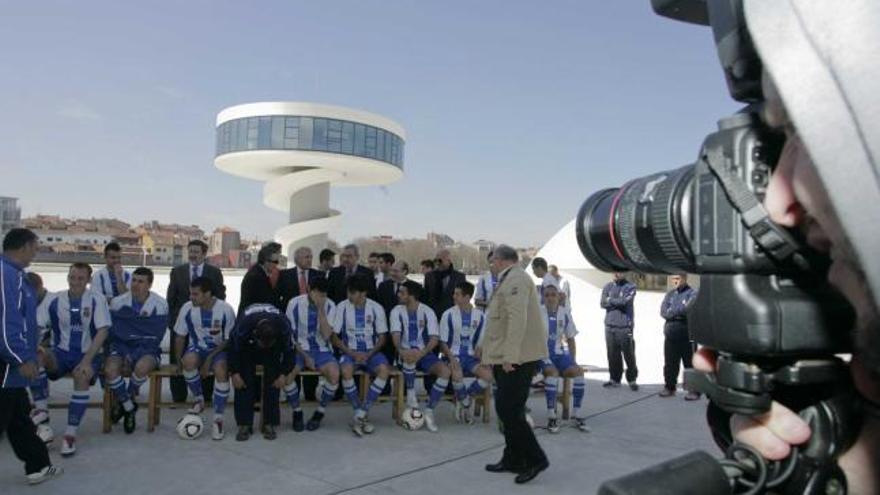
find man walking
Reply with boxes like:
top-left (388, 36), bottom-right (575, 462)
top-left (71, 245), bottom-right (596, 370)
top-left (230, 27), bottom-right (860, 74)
top-left (1, 228), bottom-right (63, 485)
top-left (482, 245), bottom-right (549, 485)
top-left (659, 274), bottom-right (700, 400)
top-left (600, 272), bottom-right (638, 390)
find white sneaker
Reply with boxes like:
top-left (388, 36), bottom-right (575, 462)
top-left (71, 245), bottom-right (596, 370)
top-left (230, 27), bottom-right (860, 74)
top-left (574, 417), bottom-right (592, 433)
top-left (188, 401), bottom-right (205, 415)
top-left (424, 409), bottom-right (438, 433)
top-left (362, 415), bottom-right (375, 434)
top-left (212, 419), bottom-right (224, 440)
top-left (36, 423), bottom-right (54, 445)
top-left (350, 417), bottom-right (365, 437)
top-left (30, 409), bottom-right (49, 426)
top-left (464, 402), bottom-right (475, 425)
top-left (547, 417), bottom-right (560, 434)
top-left (27, 465), bottom-right (63, 485)
top-left (454, 400), bottom-right (464, 423)
top-left (60, 435), bottom-right (76, 457)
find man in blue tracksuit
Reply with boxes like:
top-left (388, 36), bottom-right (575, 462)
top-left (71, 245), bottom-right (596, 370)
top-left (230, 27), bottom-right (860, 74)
top-left (600, 272), bottom-right (638, 390)
top-left (659, 274), bottom-right (700, 400)
top-left (0, 228), bottom-right (63, 485)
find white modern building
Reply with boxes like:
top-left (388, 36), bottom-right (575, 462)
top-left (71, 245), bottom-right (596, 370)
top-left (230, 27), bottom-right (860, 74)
top-left (214, 102), bottom-right (406, 263)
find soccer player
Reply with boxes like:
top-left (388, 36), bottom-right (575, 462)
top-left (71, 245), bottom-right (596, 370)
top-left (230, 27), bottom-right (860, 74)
top-left (30, 263), bottom-right (111, 456)
top-left (330, 275), bottom-right (391, 437)
top-left (104, 267), bottom-right (168, 434)
top-left (172, 277), bottom-right (236, 440)
top-left (547, 265), bottom-right (571, 307)
top-left (390, 281), bottom-right (450, 432)
top-left (91, 242), bottom-right (131, 303)
top-left (438, 281), bottom-right (493, 425)
top-left (283, 277), bottom-right (339, 432)
top-left (540, 283), bottom-right (589, 433)
top-left (474, 251), bottom-right (498, 311)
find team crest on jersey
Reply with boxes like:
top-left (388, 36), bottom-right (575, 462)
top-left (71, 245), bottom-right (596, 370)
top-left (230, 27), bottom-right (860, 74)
top-left (82, 307), bottom-right (91, 319)
top-left (366, 314), bottom-right (373, 325)
top-left (210, 319), bottom-right (222, 335)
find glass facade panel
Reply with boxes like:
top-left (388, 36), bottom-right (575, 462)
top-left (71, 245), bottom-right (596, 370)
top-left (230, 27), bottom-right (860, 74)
top-left (216, 115), bottom-right (403, 168)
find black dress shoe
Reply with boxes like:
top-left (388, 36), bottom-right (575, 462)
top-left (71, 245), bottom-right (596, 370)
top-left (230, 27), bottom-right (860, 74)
top-left (515, 460), bottom-right (549, 484)
top-left (292, 410), bottom-right (304, 432)
top-left (485, 461), bottom-right (525, 474)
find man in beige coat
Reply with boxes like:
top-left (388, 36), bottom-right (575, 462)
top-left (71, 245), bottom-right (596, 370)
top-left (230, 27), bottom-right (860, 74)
top-left (481, 245), bottom-right (549, 484)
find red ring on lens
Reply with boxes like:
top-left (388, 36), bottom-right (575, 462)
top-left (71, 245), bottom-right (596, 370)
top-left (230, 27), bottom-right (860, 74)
top-left (608, 184), bottom-right (628, 262)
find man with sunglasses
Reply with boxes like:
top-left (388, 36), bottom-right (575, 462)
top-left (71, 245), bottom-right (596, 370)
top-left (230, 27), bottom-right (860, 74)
top-left (424, 249), bottom-right (466, 317)
top-left (238, 242), bottom-right (283, 313)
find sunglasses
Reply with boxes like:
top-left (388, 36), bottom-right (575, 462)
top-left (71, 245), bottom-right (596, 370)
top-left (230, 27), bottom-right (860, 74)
top-left (269, 259), bottom-right (280, 264)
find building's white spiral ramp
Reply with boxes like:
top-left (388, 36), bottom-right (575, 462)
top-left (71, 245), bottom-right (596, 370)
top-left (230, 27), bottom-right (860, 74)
top-left (214, 102), bottom-right (406, 262)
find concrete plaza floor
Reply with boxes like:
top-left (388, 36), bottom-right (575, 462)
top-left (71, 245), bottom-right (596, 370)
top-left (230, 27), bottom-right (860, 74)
top-left (1, 373), bottom-right (719, 495)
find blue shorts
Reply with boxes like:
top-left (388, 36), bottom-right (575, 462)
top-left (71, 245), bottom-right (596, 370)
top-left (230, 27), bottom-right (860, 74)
top-left (540, 353), bottom-right (576, 373)
top-left (339, 353), bottom-right (388, 375)
top-left (47, 349), bottom-right (102, 382)
top-left (109, 342), bottom-right (160, 366)
top-left (416, 353), bottom-right (442, 373)
top-left (455, 355), bottom-right (482, 376)
top-left (184, 346), bottom-right (228, 366)
top-left (295, 350), bottom-right (338, 371)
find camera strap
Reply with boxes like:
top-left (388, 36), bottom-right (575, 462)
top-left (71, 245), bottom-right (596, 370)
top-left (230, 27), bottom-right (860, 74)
top-left (704, 147), bottom-right (806, 267)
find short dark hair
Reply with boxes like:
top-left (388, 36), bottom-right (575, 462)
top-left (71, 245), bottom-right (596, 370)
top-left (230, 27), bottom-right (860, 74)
top-left (132, 266), bottom-right (154, 284)
top-left (531, 257), bottom-right (548, 271)
top-left (380, 252), bottom-right (395, 265)
top-left (70, 262), bottom-right (93, 278)
top-left (104, 242), bottom-right (122, 255)
top-left (257, 242), bottom-right (282, 264)
top-left (310, 277), bottom-right (329, 294)
top-left (487, 250), bottom-right (494, 261)
top-left (368, 252), bottom-right (379, 259)
top-left (346, 274), bottom-right (372, 295)
top-left (254, 318), bottom-right (281, 347)
top-left (187, 239), bottom-right (208, 254)
top-left (190, 276), bottom-right (214, 294)
top-left (455, 281), bottom-right (475, 298)
top-left (420, 259), bottom-right (435, 270)
top-left (401, 280), bottom-right (423, 301)
top-left (26, 272), bottom-right (43, 289)
top-left (319, 248), bottom-right (336, 263)
top-left (3, 228), bottom-right (38, 252)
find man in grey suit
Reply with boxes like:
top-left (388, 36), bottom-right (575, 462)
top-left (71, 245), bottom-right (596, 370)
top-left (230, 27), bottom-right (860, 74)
top-left (167, 239), bottom-right (226, 403)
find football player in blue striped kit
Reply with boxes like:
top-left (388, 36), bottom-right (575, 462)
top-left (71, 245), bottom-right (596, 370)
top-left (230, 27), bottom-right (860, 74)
top-left (172, 277), bottom-right (236, 440)
top-left (390, 280), bottom-right (451, 433)
top-left (330, 275), bottom-right (391, 437)
top-left (104, 267), bottom-right (168, 434)
top-left (90, 242), bottom-right (131, 303)
top-left (540, 283), bottom-right (589, 433)
top-left (474, 251), bottom-right (498, 311)
top-left (283, 277), bottom-right (339, 432)
top-left (31, 262), bottom-right (111, 456)
top-left (439, 281), bottom-right (494, 425)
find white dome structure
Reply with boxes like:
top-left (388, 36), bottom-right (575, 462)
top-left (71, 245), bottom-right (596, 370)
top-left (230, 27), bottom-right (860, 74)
top-left (535, 219), bottom-right (670, 385)
top-left (215, 102), bottom-right (406, 263)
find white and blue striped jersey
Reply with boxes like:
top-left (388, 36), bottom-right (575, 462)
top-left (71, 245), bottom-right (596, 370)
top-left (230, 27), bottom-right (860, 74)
top-left (439, 306), bottom-right (485, 358)
top-left (37, 289), bottom-right (111, 354)
top-left (475, 271), bottom-right (499, 303)
top-left (332, 298), bottom-right (387, 352)
top-left (173, 298), bottom-right (236, 351)
top-left (91, 267), bottom-right (131, 301)
top-left (286, 295), bottom-right (336, 353)
top-left (390, 303), bottom-right (439, 351)
top-left (110, 292), bottom-right (168, 317)
top-left (541, 305), bottom-right (578, 355)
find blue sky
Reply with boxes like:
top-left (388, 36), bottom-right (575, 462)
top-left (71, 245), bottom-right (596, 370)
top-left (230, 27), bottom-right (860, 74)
top-left (0, 1), bottom-right (738, 247)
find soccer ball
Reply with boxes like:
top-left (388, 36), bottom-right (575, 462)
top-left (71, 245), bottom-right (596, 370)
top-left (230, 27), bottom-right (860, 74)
top-left (401, 407), bottom-right (425, 431)
top-left (176, 414), bottom-right (204, 440)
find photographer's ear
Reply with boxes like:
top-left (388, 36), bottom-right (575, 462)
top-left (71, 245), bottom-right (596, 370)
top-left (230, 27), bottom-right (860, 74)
top-left (764, 140), bottom-right (805, 229)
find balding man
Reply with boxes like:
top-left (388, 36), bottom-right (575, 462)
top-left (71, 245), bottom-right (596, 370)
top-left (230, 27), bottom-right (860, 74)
top-left (424, 249), bottom-right (466, 317)
top-left (326, 244), bottom-right (376, 304)
top-left (278, 247), bottom-right (325, 312)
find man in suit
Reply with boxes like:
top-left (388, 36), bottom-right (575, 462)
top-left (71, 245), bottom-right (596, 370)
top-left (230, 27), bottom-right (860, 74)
top-left (167, 240), bottom-right (226, 403)
top-left (424, 249), bottom-right (466, 317)
top-left (482, 244), bottom-right (549, 484)
top-left (377, 260), bottom-right (411, 317)
top-left (277, 246), bottom-right (324, 312)
top-left (238, 242), bottom-right (282, 313)
top-left (326, 244), bottom-right (376, 304)
top-left (318, 248), bottom-right (336, 275)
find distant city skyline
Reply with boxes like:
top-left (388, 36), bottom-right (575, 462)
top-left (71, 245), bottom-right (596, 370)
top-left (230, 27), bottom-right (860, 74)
top-left (1, 1), bottom-right (739, 248)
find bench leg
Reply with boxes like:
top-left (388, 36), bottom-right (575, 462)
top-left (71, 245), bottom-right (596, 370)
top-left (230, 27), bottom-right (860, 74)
top-left (103, 387), bottom-right (113, 433)
top-left (395, 374), bottom-right (404, 425)
top-left (147, 375), bottom-right (159, 432)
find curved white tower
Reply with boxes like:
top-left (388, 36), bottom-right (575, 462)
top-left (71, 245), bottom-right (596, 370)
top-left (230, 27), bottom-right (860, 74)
top-left (214, 102), bottom-right (406, 262)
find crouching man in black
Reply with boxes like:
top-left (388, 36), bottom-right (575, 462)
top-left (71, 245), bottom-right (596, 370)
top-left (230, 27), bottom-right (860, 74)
top-left (228, 303), bottom-right (295, 441)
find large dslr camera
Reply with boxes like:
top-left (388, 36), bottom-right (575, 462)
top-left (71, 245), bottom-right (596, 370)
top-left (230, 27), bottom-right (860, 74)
top-left (588, 1), bottom-right (861, 494)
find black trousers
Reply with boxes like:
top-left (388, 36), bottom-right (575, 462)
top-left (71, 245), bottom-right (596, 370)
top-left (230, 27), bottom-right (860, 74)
top-left (170, 335), bottom-right (187, 402)
top-left (0, 388), bottom-right (51, 475)
top-left (663, 336), bottom-right (695, 390)
top-left (233, 349), bottom-right (282, 427)
top-left (493, 361), bottom-right (547, 470)
top-left (605, 326), bottom-right (638, 383)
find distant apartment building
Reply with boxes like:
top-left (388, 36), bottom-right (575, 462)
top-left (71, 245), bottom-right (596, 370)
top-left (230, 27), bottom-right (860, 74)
top-left (427, 232), bottom-right (454, 249)
top-left (0, 197), bottom-right (21, 239)
top-left (210, 227), bottom-right (241, 257)
top-left (472, 239), bottom-right (496, 256)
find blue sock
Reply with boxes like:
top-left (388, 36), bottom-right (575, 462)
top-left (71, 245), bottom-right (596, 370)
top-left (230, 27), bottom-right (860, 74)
top-left (108, 376), bottom-right (133, 411)
top-left (183, 369), bottom-right (204, 402)
top-left (128, 373), bottom-right (147, 397)
top-left (468, 378), bottom-right (488, 397)
top-left (29, 368), bottom-right (49, 410)
top-left (363, 377), bottom-right (386, 411)
top-left (573, 376), bottom-right (586, 409)
top-left (453, 380), bottom-right (467, 401)
top-left (545, 376), bottom-right (558, 412)
top-left (213, 381), bottom-right (230, 417)
top-left (342, 378), bottom-right (360, 411)
top-left (319, 382), bottom-right (337, 410)
top-left (284, 381), bottom-right (301, 410)
top-left (427, 377), bottom-right (449, 410)
top-left (68, 392), bottom-right (89, 432)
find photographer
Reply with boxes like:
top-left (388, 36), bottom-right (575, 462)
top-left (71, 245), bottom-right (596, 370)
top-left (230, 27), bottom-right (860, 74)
top-left (690, 2), bottom-right (880, 492)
